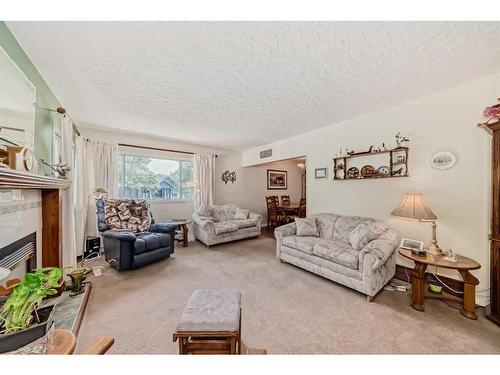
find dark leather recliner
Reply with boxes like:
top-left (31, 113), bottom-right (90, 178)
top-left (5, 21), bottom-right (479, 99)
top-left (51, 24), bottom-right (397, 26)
top-left (96, 198), bottom-right (177, 271)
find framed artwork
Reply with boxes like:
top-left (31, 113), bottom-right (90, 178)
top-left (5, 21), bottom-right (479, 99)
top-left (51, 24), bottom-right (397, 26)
top-left (267, 169), bottom-right (287, 190)
top-left (315, 168), bottom-right (327, 179)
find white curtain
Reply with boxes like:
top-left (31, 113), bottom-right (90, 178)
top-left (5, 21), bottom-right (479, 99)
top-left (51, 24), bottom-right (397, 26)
top-left (193, 153), bottom-right (215, 212)
top-left (60, 115), bottom-right (76, 268)
top-left (74, 138), bottom-right (118, 255)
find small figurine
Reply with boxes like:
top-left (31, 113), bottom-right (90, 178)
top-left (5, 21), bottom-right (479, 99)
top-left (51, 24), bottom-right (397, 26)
top-left (393, 167), bottom-right (404, 176)
top-left (395, 132), bottom-right (410, 148)
top-left (41, 157), bottom-right (71, 178)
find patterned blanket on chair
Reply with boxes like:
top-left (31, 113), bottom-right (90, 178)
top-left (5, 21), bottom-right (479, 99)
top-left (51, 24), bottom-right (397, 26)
top-left (103, 198), bottom-right (151, 233)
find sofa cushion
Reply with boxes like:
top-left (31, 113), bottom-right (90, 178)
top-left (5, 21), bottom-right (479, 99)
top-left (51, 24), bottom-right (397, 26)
top-left (312, 239), bottom-right (359, 269)
top-left (214, 221), bottom-right (239, 235)
top-left (176, 289), bottom-right (241, 332)
top-left (295, 218), bottom-right (320, 236)
top-left (134, 233), bottom-right (170, 254)
top-left (234, 208), bottom-right (250, 220)
top-left (347, 221), bottom-right (388, 250)
top-left (333, 215), bottom-right (374, 241)
top-left (282, 235), bottom-right (323, 255)
top-left (312, 213), bottom-right (340, 240)
top-left (228, 218), bottom-right (257, 229)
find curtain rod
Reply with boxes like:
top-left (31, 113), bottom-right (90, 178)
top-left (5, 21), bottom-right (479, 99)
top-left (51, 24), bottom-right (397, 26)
top-left (40, 106), bottom-right (81, 137)
top-left (118, 143), bottom-right (217, 157)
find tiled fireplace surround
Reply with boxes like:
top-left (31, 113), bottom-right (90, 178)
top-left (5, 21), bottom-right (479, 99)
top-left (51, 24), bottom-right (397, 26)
top-left (0, 189), bottom-right (42, 280)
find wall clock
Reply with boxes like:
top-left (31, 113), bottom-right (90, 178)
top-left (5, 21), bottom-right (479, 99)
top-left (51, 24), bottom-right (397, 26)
top-left (430, 151), bottom-right (456, 170)
top-left (21, 147), bottom-right (35, 172)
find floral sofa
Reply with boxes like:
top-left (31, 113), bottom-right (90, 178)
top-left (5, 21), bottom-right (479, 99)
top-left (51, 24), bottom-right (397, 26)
top-left (192, 204), bottom-right (263, 247)
top-left (274, 213), bottom-right (399, 300)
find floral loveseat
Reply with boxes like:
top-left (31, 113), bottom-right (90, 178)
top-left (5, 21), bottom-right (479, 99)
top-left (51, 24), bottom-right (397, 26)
top-left (192, 204), bottom-right (263, 247)
top-left (274, 213), bottom-right (399, 300)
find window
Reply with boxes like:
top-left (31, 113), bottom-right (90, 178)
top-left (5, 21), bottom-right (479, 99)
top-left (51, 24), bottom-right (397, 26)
top-left (118, 154), bottom-right (193, 200)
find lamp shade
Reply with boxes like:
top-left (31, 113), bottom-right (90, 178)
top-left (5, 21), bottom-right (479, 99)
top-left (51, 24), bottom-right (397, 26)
top-left (391, 193), bottom-right (437, 221)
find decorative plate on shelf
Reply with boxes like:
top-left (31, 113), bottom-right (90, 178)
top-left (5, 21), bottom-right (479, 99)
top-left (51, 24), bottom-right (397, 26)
top-left (360, 165), bottom-right (375, 178)
top-left (347, 167), bottom-right (359, 179)
top-left (376, 166), bottom-right (390, 177)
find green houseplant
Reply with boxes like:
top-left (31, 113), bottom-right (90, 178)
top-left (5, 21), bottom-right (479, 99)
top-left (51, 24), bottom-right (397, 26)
top-left (0, 267), bottom-right (62, 352)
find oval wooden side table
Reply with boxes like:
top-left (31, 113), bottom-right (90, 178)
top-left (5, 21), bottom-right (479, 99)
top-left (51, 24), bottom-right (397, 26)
top-left (398, 248), bottom-right (481, 320)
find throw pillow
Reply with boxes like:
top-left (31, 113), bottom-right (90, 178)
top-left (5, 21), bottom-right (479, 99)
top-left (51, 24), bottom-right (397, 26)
top-left (197, 203), bottom-right (211, 217)
top-left (234, 208), bottom-right (250, 220)
top-left (224, 205), bottom-right (238, 220)
top-left (347, 221), bottom-right (388, 250)
top-left (211, 206), bottom-right (227, 222)
top-left (295, 218), bottom-right (320, 236)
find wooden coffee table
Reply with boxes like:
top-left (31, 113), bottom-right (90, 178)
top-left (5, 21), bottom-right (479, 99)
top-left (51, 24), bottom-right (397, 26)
top-left (398, 248), bottom-right (481, 319)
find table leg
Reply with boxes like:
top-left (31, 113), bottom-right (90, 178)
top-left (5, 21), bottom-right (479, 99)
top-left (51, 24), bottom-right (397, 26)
top-left (459, 270), bottom-right (479, 320)
top-left (411, 262), bottom-right (427, 311)
top-left (182, 224), bottom-right (188, 247)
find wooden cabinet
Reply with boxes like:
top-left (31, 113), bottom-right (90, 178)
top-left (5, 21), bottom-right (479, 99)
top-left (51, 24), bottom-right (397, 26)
top-left (486, 121), bottom-right (500, 326)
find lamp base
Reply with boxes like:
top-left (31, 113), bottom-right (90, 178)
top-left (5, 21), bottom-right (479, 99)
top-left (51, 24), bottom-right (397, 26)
top-left (426, 243), bottom-right (443, 255)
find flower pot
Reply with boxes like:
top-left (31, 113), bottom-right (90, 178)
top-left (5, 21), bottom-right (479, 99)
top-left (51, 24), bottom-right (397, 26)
top-left (0, 304), bottom-right (55, 353)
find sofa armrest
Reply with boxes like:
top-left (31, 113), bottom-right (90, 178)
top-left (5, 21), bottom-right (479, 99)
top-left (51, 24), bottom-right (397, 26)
top-left (150, 222), bottom-right (177, 235)
top-left (274, 222), bottom-right (296, 258)
top-left (249, 212), bottom-right (263, 228)
top-left (102, 230), bottom-right (136, 242)
top-left (102, 230), bottom-right (136, 271)
top-left (359, 229), bottom-right (400, 270)
top-left (192, 213), bottom-right (216, 232)
top-left (274, 222), bottom-right (296, 239)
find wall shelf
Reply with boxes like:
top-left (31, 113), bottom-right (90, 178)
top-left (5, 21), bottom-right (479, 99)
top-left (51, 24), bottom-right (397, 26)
top-left (0, 168), bottom-right (70, 190)
top-left (333, 147), bottom-right (409, 181)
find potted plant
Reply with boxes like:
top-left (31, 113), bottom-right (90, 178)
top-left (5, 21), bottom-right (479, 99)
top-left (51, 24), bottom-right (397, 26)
top-left (0, 267), bottom-right (62, 353)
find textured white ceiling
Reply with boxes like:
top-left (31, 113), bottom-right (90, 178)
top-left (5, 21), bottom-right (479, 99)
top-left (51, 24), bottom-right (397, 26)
top-left (7, 22), bottom-right (500, 150)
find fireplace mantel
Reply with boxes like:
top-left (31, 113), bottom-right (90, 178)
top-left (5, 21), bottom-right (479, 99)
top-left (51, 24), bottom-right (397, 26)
top-left (0, 168), bottom-right (70, 268)
top-left (0, 168), bottom-right (70, 190)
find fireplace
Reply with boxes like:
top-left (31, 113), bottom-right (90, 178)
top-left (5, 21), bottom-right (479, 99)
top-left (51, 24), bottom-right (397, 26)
top-left (0, 232), bottom-right (37, 273)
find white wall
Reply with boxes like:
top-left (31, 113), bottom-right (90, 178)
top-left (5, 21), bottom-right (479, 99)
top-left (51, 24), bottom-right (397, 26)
top-left (215, 155), bottom-right (304, 224)
top-left (242, 73), bottom-right (500, 304)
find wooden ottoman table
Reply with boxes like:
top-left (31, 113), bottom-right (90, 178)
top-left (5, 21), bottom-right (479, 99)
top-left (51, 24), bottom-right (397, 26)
top-left (173, 289), bottom-right (242, 354)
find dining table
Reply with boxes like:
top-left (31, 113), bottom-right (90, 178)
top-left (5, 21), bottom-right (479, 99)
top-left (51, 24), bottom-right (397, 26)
top-left (277, 203), bottom-right (300, 214)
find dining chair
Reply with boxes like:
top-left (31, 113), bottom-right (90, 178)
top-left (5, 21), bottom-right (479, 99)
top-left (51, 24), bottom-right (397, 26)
top-left (298, 198), bottom-right (307, 218)
top-left (280, 195), bottom-right (291, 205)
top-left (266, 196), bottom-right (284, 230)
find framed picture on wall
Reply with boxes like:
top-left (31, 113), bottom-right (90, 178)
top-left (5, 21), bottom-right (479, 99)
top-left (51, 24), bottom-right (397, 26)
top-left (315, 168), bottom-right (327, 179)
top-left (267, 169), bottom-right (287, 190)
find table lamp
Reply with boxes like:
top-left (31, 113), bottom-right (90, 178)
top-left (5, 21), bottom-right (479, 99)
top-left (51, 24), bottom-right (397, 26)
top-left (391, 193), bottom-right (442, 254)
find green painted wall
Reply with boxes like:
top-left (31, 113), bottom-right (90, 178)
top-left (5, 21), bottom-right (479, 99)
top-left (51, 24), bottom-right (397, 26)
top-left (0, 21), bottom-right (60, 168)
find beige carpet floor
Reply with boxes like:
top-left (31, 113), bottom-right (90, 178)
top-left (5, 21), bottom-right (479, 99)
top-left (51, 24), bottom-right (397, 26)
top-left (77, 236), bottom-right (500, 354)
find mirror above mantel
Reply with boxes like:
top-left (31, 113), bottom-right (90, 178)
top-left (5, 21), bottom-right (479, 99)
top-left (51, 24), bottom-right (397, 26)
top-left (0, 46), bottom-right (36, 151)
